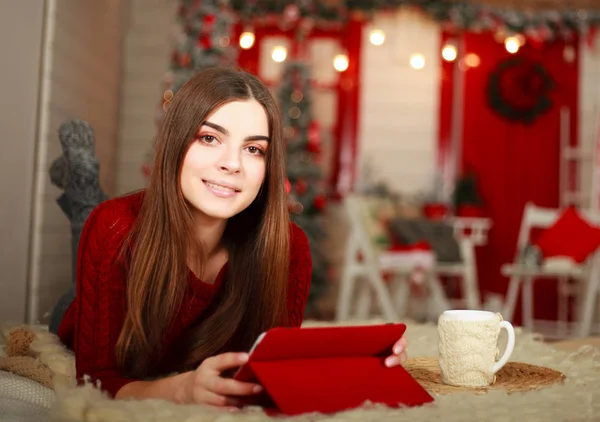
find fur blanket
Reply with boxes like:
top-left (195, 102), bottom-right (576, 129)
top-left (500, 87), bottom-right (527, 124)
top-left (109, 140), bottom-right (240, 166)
top-left (1, 320), bottom-right (599, 422)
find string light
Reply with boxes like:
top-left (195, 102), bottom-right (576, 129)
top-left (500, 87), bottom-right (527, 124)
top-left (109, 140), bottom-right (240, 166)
top-left (272, 46), bottom-right (287, 62)
top-left (239, 32), bottom-right (255, 49)
top-left (370, 29), bottom-right (385, 46)
top-left (442, 44), bottom-right (457, 62)
top-left (464, 53), bottom-right (481, 68)
top-left (504, 37), bottom-right (520, 54)
top-left (333, 54), bottom-right (349, 72)
top-left (409, 53), bottom-right (426, 70)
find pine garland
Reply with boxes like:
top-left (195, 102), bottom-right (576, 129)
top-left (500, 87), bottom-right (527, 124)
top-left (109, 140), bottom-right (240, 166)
top-left (231, 0), bottom-right (600, 41)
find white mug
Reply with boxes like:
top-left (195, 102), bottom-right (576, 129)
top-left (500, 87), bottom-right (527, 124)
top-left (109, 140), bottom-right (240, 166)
top-left (438, 310), bottom-right (515, 387)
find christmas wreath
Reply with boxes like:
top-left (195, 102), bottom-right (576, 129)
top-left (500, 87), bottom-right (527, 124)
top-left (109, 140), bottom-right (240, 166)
top-left (487, 57), bottom-right (554, 124)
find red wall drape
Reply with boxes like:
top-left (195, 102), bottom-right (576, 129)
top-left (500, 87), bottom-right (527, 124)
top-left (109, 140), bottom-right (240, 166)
top-left (441, 32), bottom-right (579, 323)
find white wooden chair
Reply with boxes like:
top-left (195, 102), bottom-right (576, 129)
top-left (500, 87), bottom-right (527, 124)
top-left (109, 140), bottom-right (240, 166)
top-left (501, 202), bottom-right (600, 338)
top-left (335, 195), bottom-right (483, 322)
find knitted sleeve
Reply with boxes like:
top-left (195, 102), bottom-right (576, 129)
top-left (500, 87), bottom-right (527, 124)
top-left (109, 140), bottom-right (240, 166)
top-left (70, 198), bottom-right (139, 397)
top-left (286, 223), bottom-right (313, 327)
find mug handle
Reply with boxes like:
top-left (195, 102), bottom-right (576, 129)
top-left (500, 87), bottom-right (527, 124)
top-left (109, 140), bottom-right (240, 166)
top-left (491, 321), bottom-right (515, 374)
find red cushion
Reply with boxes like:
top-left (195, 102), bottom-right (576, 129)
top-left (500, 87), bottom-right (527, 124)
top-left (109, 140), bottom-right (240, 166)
top-left (534, 207), bottom-right (600, 263)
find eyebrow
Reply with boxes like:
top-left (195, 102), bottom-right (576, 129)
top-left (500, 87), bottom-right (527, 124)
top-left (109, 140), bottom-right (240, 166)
top-left (202, 121), bottom-right (270, 142)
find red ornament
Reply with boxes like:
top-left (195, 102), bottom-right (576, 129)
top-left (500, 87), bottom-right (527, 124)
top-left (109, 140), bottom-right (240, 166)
top-left (285, 178), bottom-right (291, 194)
top-left (198, 33), bottom-right (212, 49)
top-left (313, 195), bottom-right (326, 211)
top-left (179, 53), bottom-right (192, 68)
top-left (307, 121), bottom-right (321, 154)
top-left (283, 4), bottom-right (300, 23)
top-left (307, 139), bottom-right (321, 154)
top-left (204, 14), bottom-right (216, 26)
top-left (308, 121), bottom-right (320, 143)
top-left (295, 179), bottom-right (308, 195)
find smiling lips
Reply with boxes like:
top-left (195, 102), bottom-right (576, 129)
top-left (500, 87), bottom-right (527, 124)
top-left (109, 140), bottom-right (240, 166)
top-left (203, 179), bottom-right (241, 198)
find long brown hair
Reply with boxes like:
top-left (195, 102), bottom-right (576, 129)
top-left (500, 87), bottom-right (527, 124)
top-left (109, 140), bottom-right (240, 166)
top-left (115, 67), bottom-right (290, 377)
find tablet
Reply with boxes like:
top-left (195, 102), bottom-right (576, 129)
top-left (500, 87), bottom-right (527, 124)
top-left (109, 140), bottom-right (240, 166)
top-left (234, 323), bottom-right (406, 382)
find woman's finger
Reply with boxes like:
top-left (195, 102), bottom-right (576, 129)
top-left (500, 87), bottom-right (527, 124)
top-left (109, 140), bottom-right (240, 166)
top-left (204, 375), bottom-right (263, 396)
top-left (203, 352), bottom-right (249, 373)
top-left (194, 389), bottom-right (230, 407)
top-left (393, 337), bottom-right (408, 355)
top-left (385, 351), bottom-right (408, 367)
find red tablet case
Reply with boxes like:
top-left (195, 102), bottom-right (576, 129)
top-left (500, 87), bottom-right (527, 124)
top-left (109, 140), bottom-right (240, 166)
top-left (234, 323), bottom-right (434, 415)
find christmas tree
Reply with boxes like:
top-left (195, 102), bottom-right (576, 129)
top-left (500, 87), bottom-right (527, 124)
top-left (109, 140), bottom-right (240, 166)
top-left (278, 61), bottom-right (329, 316)
top-left (163, 0), bottom-right (236, 99)
top-left (143, 0), bottom-right (237, 178)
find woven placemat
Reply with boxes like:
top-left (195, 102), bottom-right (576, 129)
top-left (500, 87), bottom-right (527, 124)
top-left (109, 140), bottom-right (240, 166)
top-left (404, 357), bottom-right (565, 395)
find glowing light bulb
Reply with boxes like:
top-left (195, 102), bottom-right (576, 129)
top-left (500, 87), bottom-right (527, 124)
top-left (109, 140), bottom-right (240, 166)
top-left (239, 32), bottom-right (255, 49)
top-left (505, 37), bottom-right (520, 54)
top-left (272, 46), bottom-right (287, 63)
top-left (370, 29), bottom-right (385, 46)
top-left (410, 53), bottom-right (425, 70)
top-left (464, 53), bottom-right (481, 68)
top-left (442, 45), bottom-right (457, 62)
top-left (333, 54), bottom-right (349, 72)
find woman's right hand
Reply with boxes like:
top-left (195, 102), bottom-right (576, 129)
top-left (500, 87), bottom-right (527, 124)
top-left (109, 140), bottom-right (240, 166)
top-left (175, 352), bottom-right (263, 409)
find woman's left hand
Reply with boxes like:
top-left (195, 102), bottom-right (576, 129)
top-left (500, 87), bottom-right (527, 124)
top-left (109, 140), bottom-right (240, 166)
top-left (384, 336), bottom-right (408, 367)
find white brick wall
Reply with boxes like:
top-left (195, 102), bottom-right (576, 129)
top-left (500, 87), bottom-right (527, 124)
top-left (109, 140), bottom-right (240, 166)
top-left (116, 0), bottom-right (177, 195)
top-left (28, 0), bottom-right (128, 323)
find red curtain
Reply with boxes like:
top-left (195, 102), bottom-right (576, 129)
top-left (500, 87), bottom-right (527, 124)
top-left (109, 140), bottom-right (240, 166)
top-left (441, 32), bottom-right (579, 323)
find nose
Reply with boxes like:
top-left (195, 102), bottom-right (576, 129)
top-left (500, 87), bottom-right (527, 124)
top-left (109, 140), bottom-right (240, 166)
top-left (218, 145), bottom-right (241, 174)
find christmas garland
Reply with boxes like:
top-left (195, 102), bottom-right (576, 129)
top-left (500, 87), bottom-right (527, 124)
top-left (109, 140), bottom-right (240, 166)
top-left (229, 0), bottom-right (600, 41)
top-left (486, 57), bottom-right (554, 124)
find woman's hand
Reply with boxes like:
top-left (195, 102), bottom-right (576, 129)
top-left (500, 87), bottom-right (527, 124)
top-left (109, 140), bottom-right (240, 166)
top-left (175, 352), bottom-right (262, 410)
top-left (384, 336), bottom-right (408, 367)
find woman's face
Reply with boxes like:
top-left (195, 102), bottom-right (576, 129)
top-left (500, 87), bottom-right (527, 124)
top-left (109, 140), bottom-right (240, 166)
top-left (180, 100), bottom-right (270, 222)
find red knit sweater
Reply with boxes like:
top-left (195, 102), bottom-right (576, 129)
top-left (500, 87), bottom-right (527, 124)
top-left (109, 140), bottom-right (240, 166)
top-left (57, 191), bottom-right (312, 398)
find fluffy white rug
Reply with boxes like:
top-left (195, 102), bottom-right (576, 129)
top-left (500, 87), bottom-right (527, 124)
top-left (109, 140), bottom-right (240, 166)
top-left (3, 320), bottom-right (600, 421)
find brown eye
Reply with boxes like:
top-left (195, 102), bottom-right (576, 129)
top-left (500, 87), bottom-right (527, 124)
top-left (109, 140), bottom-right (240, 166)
top-left (247, 146), bottom-right (264, 156)
top-left (200, 135), bottom-right (218, 144)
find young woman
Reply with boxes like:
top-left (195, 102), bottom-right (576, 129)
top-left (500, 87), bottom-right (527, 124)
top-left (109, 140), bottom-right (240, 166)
top-left (57, 67), bottom-right (408, 409)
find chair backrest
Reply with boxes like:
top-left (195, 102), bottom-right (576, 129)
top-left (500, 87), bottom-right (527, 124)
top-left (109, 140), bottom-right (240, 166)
top-left (515, 202), bottom-right (600, 258)
top-left (345, 194), bottom-right (395, 250)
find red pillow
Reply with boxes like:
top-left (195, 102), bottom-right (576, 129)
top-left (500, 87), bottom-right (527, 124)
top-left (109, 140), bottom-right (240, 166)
top-left (534, 207), bottom-right (600, 263)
